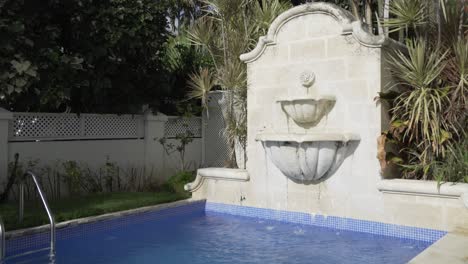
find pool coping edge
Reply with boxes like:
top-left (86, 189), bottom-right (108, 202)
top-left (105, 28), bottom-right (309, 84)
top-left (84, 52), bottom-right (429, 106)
top-left (5, 198), bottom-right (206, 240)
top-left (409, 227), bottom-right (468, 264)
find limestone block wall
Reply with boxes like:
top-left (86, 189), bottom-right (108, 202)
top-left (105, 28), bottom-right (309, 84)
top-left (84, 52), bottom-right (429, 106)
top-left (192, 3), bottom-right (468, 231)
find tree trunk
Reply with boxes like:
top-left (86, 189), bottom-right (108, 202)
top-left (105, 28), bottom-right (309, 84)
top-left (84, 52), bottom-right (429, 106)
top-left (217, 91), bottom-right (246, 169)
top-left (349, 0), bottom-right (360, 20)
top-left (458, 0), bottom-right (466, 41)
top-left (384, 0), bottom-right (390, 37)
top-left (365, 0), bottom-right (373, 26)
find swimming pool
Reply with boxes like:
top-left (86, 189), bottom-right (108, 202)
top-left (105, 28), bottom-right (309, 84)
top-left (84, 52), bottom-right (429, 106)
top-left (5, 201), bottom-right (444, 264)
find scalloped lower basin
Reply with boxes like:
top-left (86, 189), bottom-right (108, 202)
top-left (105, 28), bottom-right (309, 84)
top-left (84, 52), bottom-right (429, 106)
top-left (277, 96), bottom-right (336, 125)
top-left (256, 132), bottom-right (360, 183)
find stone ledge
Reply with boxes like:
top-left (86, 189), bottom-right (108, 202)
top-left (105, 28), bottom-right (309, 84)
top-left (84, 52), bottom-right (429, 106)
top-left (377, 179), bottom-right (468, 208)
top-left (184, 168), bottom-right (250, 192)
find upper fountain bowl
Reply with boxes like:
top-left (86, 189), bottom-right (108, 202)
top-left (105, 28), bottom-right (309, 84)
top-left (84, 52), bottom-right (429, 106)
top-left (277, 95), bottom-right (336, 126)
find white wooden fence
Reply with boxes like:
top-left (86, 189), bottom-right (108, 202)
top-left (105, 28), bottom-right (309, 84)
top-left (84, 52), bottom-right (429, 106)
top-left (0, 111), bottom-right (207, 188)
top-left (9, 113), bottom-right (203, 141)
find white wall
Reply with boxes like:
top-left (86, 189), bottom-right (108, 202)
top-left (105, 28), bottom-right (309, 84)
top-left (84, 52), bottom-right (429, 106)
top-left (163, 138), bottom-right (203, 178)
top-left (8, 138), bottom-right (203, 180)
top-left (0, 109), bottom-right (13, 187)
top-left (0, 112), bottom-right (204, 190)
top-left (8, 139), bottom-right (145, 168)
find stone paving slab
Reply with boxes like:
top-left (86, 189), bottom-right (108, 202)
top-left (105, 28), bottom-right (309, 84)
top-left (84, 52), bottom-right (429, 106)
top-left (409, 227), bottom-right (468, 264)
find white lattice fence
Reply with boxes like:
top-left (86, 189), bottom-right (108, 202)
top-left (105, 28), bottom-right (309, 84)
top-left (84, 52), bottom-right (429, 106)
top-left (9, 113), bottom-right (144, 141)
top-left (164, 116), bottom-right (202, 138)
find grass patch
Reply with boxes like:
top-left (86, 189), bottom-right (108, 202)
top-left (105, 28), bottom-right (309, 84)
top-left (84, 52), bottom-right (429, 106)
top-left (0, 192), bottom-right (186, 231)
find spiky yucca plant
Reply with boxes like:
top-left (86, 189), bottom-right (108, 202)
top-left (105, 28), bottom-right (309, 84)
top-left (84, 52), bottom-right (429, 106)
top-left (381, 0), bottom-right (467, 180)
top-left (186, 68), bottom-right (216, 118)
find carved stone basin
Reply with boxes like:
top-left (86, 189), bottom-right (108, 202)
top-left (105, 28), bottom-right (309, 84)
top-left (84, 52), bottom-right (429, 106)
top-left (256, 132), bottom-right (360, 183)
top-left (277, 96), bottom-right (336, 125)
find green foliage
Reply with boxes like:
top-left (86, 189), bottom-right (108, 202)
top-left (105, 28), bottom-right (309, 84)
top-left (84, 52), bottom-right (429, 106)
top-left (290, 0), bottom-right (353, 9)
top-left (5, 159), bottom-right (166, 201)
top-left (0, 0), bottom-right (184, 113)
top-left (188, 0), bottom-right (291, 167)
top-left (166, 0), bottom-right (203, 34)
top-left (379, 0), bottom-right (467, 181)
top-left (433, 137), bottom-right (468, 185)
top-left (384, 0), bottom-right (428, 33)
top-left (159, 121), bottom-right (196, 171)
top-left (186, 68), bottom-right (216, 117)
top-left (162, 171), bottom-right (196, 197)
top-left (0, 153), bottom-right (20, 202)
top-left (388, 40), bottom-right (453, 156)
top-left (62, 161), bottom-right (83, 195)
top-left (160, 31), bottom-right (213, 115)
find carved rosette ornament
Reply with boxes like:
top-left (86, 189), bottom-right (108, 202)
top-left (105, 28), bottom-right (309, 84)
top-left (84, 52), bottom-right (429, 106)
top-left (299, 71), bottom-right (315, 88)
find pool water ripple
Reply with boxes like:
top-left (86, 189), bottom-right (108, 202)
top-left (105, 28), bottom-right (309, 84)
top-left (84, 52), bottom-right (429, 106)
top-left (7, 210), bottom-right (431, 264)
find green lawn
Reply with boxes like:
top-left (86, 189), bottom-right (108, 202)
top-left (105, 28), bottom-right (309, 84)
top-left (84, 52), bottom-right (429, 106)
top-left (0, 192), bottom-right (187, 231)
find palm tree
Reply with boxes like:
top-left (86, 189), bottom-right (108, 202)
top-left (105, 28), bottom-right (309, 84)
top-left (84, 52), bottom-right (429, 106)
top-left (187, 0), bottom-right (291, 167)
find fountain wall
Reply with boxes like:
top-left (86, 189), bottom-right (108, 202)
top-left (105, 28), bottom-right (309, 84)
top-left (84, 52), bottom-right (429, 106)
top-left (189, 3), bottom-right (468, 231)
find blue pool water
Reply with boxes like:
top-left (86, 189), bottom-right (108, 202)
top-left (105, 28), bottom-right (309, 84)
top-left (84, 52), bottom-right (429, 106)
top-left (6, 204), bottom-right (433, 264)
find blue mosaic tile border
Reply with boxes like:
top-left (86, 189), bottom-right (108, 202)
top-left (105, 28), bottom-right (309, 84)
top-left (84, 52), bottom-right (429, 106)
top-left (6, 200), bottom-right (447, 259)
top-left (5, 201), bottom-right (206, 258)
top-left (205, 202), bottom-right (447, 243)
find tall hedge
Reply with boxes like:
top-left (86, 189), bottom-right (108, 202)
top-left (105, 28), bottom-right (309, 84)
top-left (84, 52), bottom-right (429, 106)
top-left (0, 0), bottom-right (173, 113)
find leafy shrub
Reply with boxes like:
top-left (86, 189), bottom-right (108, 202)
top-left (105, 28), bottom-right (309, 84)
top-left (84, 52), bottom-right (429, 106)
top-left (187, 0), bottom-right (291, 167)
top-left (379, 0), bottom-right (467, 181)
top-left (0, 0), bottom-right (178, 113)
top-left (4, 158), bottom-right (173, 201)
top-left (161, 171), bottom-right (195, 198)
top-left (433, 138), bottom-right (468, 185)
top-left (62, 161), bottom-right (83, 195)
top-left (159, 122), bottom-right (195, 172)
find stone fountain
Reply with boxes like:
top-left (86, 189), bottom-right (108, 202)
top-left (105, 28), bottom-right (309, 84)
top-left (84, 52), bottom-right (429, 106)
top-left (184, 3), bottom-right (468, 232)
top-left (256, 71), bottom-right (359, 183)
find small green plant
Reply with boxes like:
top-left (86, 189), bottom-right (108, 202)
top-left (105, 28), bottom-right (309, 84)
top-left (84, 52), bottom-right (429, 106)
top-left (62, 161), bottom-right (83, 196)
top-left (161, 171), bottom-right (196, 198)
top-left (433, 138), bottom-right (468, 187)
top-left (6, 157), bottom-right (175, 201)
top-left (38, 163), bottom-right (62, 200)
top-left (102, 157), bottom-right (120, 192)
top-left (119, 166), bottom-right (160, 192)
top-left (10, 158), bottom-right (41, 201)
top-left (159, 122), bottom-right (195, 172)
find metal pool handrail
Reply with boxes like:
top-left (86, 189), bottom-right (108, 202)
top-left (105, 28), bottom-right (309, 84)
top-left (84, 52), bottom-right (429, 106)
top-left (19, 171), bottom-right (56, 257)
top-left (0, 216), bottom-right (5, 263)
